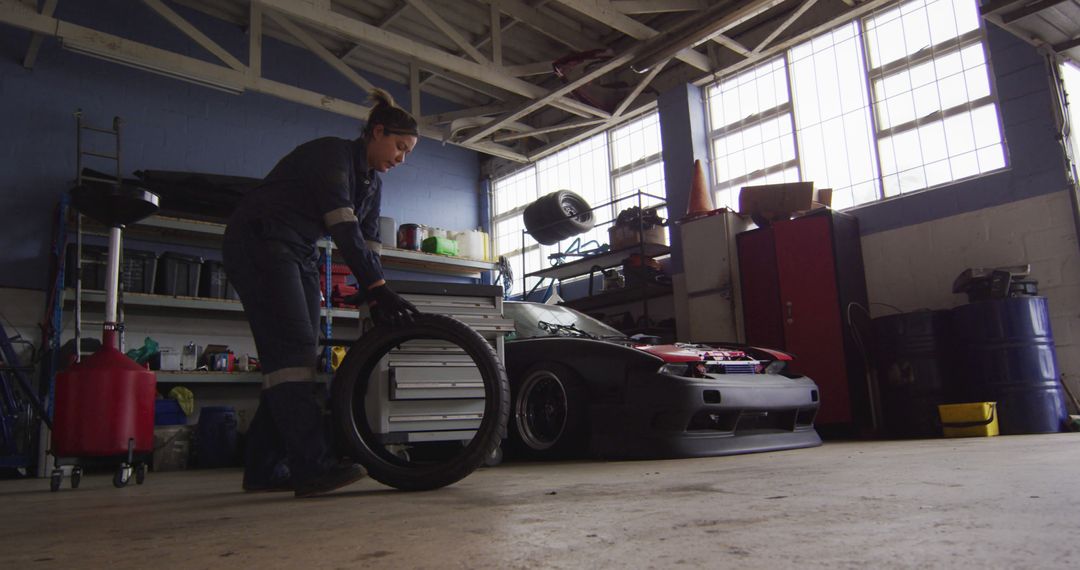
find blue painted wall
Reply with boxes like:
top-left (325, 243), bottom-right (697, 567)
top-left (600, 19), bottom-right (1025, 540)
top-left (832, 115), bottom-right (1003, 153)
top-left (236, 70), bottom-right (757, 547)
top-left (0, 0), bottom-right (482, 291)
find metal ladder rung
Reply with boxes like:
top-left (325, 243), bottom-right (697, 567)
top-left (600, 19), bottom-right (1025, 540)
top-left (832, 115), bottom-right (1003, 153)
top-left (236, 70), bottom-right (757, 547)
top-left (79, 125), bottom-right (117, 135)
top-left (79, 174), bottom-right (120, 184)
top-left (81, 151), bottom-right (119, 160)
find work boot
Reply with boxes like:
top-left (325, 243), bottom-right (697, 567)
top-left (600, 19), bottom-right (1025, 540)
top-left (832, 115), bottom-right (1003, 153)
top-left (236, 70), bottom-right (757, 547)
top-left (294, 461), bottom-right (368, 498)
top-left (242, 392), bottom-right (293, 492)
top-left (262, 380), bottom-right (365, 497)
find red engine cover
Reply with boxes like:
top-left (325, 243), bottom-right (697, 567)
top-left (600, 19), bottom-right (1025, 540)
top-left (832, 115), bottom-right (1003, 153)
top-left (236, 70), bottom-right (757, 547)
top-left (52, 345), bottom-right (157, 457)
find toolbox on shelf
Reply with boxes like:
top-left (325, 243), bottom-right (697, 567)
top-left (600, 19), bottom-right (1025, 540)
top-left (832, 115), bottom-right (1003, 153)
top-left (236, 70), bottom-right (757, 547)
top-left (157, 252), bottom-right (204, 296)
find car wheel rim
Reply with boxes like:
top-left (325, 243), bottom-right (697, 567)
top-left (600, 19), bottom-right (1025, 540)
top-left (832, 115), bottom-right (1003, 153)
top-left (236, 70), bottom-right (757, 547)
top-left (517, 370), bottom-right (568, 451)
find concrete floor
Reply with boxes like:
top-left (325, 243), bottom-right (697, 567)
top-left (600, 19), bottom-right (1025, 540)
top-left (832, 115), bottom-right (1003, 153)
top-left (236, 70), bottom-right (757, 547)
top-left (2, 434), bottom-right (1078, 569)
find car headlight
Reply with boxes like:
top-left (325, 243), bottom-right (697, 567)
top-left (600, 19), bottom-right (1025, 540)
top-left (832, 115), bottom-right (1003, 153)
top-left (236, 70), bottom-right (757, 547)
top-left (659, 362), bottom-right (710, 378)
top-left (764, 360), bottom-right (787, 375)
top-left (659, 363), bottom-right (691, 377)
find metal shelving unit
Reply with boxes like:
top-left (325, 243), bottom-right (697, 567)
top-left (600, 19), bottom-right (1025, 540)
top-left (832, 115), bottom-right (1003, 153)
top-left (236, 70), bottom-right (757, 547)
top-left (67, 212), bottom-right (500, 384)
top-left (520, 190), bottom-right (672, 324)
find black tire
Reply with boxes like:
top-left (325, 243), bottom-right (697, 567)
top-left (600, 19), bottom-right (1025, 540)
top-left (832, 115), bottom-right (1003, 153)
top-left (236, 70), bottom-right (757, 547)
top-left (332, 314), bottom-right (510, 491)
top-left (510, 362), bottom-right (589, 458)
top-left (135, 464), bottom-right (146, 485)
top-left (71, 467), bottom-right (82, 489)
top-left (50, 470), bottom-right (62, 492)
top-left (523, 190), bottom-right (596, 245)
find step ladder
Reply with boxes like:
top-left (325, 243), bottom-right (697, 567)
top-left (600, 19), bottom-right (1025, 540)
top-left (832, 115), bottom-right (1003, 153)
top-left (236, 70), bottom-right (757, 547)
top-left (73, 110), bottom-right (126, 357)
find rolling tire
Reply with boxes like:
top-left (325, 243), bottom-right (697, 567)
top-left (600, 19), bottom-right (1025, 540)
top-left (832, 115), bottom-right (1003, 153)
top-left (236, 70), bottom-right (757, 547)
top-left (523, 190), bottom-right (595, 245)
top-left (511, 362), bottom-right (589, 458)
top-left (332, 314), bottom-right (510, 491)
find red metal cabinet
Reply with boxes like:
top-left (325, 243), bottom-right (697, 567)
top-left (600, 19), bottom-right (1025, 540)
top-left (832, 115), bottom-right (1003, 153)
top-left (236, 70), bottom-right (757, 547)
top-left (737, 211), bottom-right (870, 433)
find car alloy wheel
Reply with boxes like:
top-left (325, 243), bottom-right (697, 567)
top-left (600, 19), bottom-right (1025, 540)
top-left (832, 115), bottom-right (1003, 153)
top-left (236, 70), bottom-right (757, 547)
top-left (516, 369), bottom-right (570, 451)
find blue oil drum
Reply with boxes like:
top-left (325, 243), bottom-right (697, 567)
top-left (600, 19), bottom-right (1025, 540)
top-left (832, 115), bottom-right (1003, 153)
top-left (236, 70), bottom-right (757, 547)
top-left (951, 297), bottom-right (1069, 434)
top-left (195, 406), bottom-right (239, 468)
top-left (871, 310), bottom-right (952, 438)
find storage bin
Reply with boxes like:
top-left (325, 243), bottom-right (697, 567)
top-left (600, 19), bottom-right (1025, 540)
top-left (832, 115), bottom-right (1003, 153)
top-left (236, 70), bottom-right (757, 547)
top-left (200, 260), bottom-right (238, 299)
top-left (938, 402), bottom-right (999, 438)
top-left (157, 252), bottom-right (203, 296)
top-left (152, 425), bottom-right (192, 471)
top-left (194, 406), bottom-right (239, 468)
top-left (121, 249), bottom-right (158, 293)
top-left (155, 399), bottom-right (187, 426)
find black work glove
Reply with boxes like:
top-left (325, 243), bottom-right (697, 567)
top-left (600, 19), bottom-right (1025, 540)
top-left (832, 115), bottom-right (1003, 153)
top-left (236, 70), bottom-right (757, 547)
top-left (367, 285), bottom-right (419, 326)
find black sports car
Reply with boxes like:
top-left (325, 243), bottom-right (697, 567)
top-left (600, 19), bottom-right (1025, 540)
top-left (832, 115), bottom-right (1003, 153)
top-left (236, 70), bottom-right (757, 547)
top-left (502, 301), bottom-right (822, 459)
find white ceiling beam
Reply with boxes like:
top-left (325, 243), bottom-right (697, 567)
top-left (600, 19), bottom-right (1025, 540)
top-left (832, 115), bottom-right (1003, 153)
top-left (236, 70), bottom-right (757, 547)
top-left (629, 0), bottom-right (788, 72)
top-left (490, 2), bottom-right (502, 66)
top-left (752, 0), bottom-right (819, 55)
top-left (711, 35), bottom-right (751, 57)
top-left (613, 57), bottom-right (664, 117)
top-left (410, 60), bottom-right (421, 118)
top-left (406, 0), bottom-right (489, 65)
top-left (379, 0), bottom-right (410, 27)
top-left (21, 0), bottom-right (57, 69)
top-left (259, 0), bottom-right (610, 118)
top-left (528, 99), bottom-right (655, 161)
top-left (141, 0), bottom-right (246, 71)
top-left (248, 1), bottom-right (262, 78)
top-left (505, 61), bottom-right (554, 76)
top-left (492, 118), bottom-right (606, 142)
top-left (266, 11), bottom-right (375, 93)
top-left (1, 0), bottom-right (60, 34)
top-left (463, 51), bottom-right (632, 143)
top-left (0, 2), bottom-right (529, 162)
top-left (424, 100), bottom-right (524, 124)
top-left (552, 0), bottom-right (711, 71)
top-left (611, 0), bottom-right (708, 13)
top-left (475, 0), bottom-right (604, 52)
top-left (694, 0), bottom-right (891, 86)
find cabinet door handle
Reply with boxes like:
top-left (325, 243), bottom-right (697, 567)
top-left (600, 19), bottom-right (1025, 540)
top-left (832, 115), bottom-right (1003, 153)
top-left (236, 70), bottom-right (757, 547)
top-left (786, 301), bottom-right (793, 324)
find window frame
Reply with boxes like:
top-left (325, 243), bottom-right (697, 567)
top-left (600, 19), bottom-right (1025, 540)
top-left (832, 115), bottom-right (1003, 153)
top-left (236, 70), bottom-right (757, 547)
top-left (704, 0), bottom-right (1008, 210)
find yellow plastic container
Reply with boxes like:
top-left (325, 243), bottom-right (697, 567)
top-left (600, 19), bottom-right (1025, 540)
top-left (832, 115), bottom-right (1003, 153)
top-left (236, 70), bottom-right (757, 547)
top-left (938, 402), bottom-right (999, 438)
top-left (330, 346), bottom-right (348, 371)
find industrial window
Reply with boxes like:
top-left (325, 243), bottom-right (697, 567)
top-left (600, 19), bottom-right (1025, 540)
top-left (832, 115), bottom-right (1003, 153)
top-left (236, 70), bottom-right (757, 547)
top-left (491, 112), bottom-right (665, 296)
top-left (706, 0), bottom-right (1006, 210)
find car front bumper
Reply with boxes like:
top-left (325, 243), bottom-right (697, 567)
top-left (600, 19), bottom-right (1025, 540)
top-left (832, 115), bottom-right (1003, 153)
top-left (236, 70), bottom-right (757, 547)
top-left (588, 372), bottom-right (823, 459)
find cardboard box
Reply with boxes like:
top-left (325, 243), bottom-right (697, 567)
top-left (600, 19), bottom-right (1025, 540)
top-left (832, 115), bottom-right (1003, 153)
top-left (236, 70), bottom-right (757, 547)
top-left (608, 225), bottom-right (667, 250)
top-left (738, 182), bottom-right (831, 224)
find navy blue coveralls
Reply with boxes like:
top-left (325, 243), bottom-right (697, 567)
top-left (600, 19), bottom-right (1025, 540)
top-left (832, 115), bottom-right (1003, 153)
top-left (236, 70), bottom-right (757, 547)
top-left (223, 136), bottom-right (384, 487)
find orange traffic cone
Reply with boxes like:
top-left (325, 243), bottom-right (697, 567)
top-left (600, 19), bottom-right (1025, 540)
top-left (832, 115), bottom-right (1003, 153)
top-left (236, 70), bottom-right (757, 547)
top-left (685, 159), bottom-right (713, 219)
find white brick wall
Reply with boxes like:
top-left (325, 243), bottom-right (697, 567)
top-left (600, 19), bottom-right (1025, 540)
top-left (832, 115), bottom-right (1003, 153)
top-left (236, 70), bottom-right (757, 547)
top-left (861, 190), bottom-right (1080, 408)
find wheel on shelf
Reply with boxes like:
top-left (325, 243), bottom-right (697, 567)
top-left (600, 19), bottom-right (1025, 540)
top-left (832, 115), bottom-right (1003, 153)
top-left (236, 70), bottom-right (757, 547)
top-left (113, 464), bottom-right (132, 488)
top-left (50, 470), bottom-right (63, 492)
top-left (135, 463), bottom-right (146, 485)
top-left (71, 467), bottom-right (83, 489)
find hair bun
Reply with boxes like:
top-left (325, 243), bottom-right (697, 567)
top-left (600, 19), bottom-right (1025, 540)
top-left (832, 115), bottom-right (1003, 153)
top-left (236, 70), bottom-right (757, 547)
top-left (369, 87), bottom-right (397, 109)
